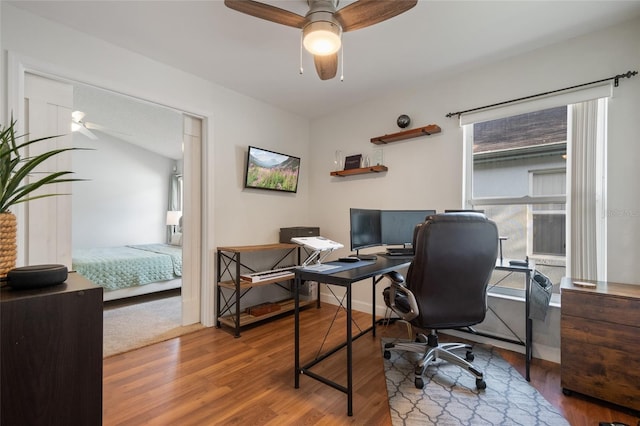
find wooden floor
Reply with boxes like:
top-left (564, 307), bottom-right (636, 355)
top-left (103, 305), bottom-right (640, 425)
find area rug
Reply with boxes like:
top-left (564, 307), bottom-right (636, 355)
top-left (382, 338), bottom-right (569, 426)
top-left (103, 295), bottom-right (202, 358)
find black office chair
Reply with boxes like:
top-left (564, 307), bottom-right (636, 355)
top-left (383, 212), bottom-right (499, 390)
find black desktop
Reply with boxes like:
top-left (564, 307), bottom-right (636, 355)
top-left (349, 208), bottom-right (436, 257)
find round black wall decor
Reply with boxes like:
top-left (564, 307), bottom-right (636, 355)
top-left (397, 114), bottom-right (411, 128)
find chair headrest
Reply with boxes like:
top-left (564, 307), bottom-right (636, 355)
top-left (429, 212), bottom-right (487, 222)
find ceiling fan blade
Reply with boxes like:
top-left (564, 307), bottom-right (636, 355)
top-left (85, 122), bottom-right (133, 137)
top-left (314, 53), bottom-right (338, 81)
top-left (84, 122), bottom-right (107, 131)
top-left (335, 0), bottom-right (418, 32)
top-left (76, 124), bottom-right (98, 140)
top-left (224, 0), bottom-right (306, 28)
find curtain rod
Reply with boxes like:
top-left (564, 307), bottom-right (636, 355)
top-left (445, 70), bottom-right (638, 119)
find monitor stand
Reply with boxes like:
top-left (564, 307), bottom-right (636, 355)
top-left (355, 250), bottom-right (377, 261)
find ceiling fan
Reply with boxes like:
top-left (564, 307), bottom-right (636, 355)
top-left (71, 111), bottom-right (98, 140)
top-left (224, 0), bottom-right (418, 80)
top-left (72, 111), bottom-right (132, 141)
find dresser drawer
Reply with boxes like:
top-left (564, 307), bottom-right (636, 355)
top-left (561, 290), bottom-right (640, 327)
top-left (561, 330), bottom-right (640, 410)
top-left (560, 278), bottom-right (640, 412)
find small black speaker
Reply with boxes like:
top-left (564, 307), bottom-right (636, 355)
top-left (6, 264), bottom-right (68, 289)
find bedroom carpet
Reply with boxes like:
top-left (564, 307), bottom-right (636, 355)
top-left (103, 293), bottom-right (202, 358)
top-left (383, 338), bottom-right (569, 426)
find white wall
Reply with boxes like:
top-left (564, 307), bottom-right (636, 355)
top-left (308, 17), bottom-right (640, 362)
top-left (71, 134), bottom-right (174, 248)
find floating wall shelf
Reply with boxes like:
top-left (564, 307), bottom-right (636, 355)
top-left (330, 165), bottom-right (388, 177)
top-left (370, 124), bottom-right (441, 145)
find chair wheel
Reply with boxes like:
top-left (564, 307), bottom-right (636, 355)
top-left (465, 351), bottom-right (474, 362)
top-left (415, 377), bottom-right (424, 389)
top-left (383, 350), bottom-right (391, 359)
top-left (384, 342), bottom-right (394, 349)
top-left (476, 378), bottom-right (487, 390)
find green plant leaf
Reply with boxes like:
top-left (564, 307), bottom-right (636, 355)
top-left (1, 117), bottom-right (90, 213)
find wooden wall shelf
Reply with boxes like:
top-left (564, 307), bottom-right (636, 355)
top-left (330, 165), bottom-right (388, 177)
top-left (370, 124), bottom-right (441, 145)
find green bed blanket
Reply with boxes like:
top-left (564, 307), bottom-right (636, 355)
top-left (72, 244), bottom-right (182, 291)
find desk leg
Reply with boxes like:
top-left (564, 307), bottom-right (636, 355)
top-left (346, 283), bottom-right (353, 416)
top-left (234, 253), bottom-right (241, 338)
top-left (294, 276), bottom-right (300, 389)
top-left (525, 270), bottom-right (532, 381)
top-left (372, 276), bottom-right (377, 337)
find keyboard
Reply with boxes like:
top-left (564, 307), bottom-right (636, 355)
top-left (386, 248), bottom-right (414, 256)
top-left (301, 263), bottom-right (340, 272)
top-left (240, 266), bottom-right (296, 283)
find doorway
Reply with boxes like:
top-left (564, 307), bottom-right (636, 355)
top-left (22, 72), bottom-right (203, 326)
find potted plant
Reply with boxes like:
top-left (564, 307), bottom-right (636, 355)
top-left (0, 117), bottom-right (85, 278)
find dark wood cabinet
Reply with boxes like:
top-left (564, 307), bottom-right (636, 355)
top-left (1, 272), bottom-right (103, 425)
top-left (560, 277), bottom-right (640, 412)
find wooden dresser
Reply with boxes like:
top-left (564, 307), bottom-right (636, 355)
top-left (1, 272), bottom-right (103, 425)
top-left (560, 277), bottom-right (640, 411)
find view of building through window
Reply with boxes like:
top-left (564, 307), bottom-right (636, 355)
top-left (469, 106), bottom-right (568, 295)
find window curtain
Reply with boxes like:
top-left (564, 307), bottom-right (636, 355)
top-left (568, 98), bottom-right (607, 280)
top-left (167, 173), bottom-right (183, 243)
top-left (169, 173), bottom-right (182, 212)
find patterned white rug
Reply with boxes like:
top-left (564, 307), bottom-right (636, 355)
top-left (383, 338), bottom-right (569, 426)
top-left (103, 294), bottom-right (202, 357)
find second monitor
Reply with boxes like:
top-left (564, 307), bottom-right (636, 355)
top-left (381, 209), bottom-right (436, 247)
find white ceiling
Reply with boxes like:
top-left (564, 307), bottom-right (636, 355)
top-left (73, 83), bottom-right (184, 159)
top-left (11, 0), bottom-right (640, 120)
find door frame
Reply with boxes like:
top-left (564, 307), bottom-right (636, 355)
top-left (6, 51), bottom-right (213, 326)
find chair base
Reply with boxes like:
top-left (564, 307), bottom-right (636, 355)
top-left (384, 332), bottom-right (487, 390)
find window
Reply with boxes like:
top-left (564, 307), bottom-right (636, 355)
top-left (530, 169), bottom-right (566, 257)
top-left (465, 106), bottom-right (568, 295)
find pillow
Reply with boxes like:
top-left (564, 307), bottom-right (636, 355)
top-left (170, 232), bottom-right (183, 246)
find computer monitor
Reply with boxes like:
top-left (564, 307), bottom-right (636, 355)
top-left (380, 210), bottom-right (436, 246)
top-left (349, 208), bottom-right (382, 251)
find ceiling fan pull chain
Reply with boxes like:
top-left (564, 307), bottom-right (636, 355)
top-left (299, 32), bottom-right (304, 75)
top-left (340, 44), bottom-right (344, 82)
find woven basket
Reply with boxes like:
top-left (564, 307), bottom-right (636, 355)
top-left (0, 212), bottom-right (17, 278)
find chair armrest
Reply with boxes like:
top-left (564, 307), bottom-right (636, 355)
top-left (387, 281), bottom-right (419, 322)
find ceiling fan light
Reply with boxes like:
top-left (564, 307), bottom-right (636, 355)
top-left (71, 122), bottom-right (81, 132)
top-left (303, 21), bottom-right (342, 56)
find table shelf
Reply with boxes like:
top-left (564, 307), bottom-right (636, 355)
top-left (218, 298), bottom-right (315, 328)
top-left (216, 243), bottom-right (314, 337)
top-left (370, 124), bottom-right (441, 144)
top-left (330, 165), bottom-right (388, 177)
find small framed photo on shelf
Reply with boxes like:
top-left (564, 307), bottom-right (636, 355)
top-left (344, 154), bottom-right (362, 170)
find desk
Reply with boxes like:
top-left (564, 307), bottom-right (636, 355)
top-left (452, 259), bottom-right (535, 380)
top-left (293, 256), bottom-right (412, 416)
top-left (493, 259), bottom-right (535, 381)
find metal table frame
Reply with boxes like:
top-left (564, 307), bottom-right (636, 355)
top-left (293, 256), bottom-right (412, 416)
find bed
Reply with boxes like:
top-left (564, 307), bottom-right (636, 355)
top-left (72, 243), bottom-right (182, 301)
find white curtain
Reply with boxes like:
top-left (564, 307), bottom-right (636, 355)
top-left (569, 99), bottom-right (606, 280)
top-left (167, 173), bottom-right (183, 243)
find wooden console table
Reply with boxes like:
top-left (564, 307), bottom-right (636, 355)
top-left (216, 243), bottom-right (316, 337)
top-left (560, 277), bottom-right (640, 412)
